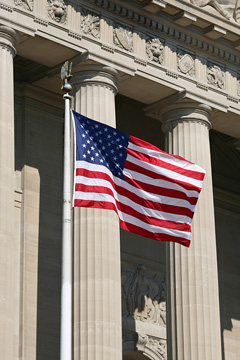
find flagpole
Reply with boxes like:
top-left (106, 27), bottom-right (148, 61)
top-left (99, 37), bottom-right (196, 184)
top-left (60, 61), bottom-right (72, 360)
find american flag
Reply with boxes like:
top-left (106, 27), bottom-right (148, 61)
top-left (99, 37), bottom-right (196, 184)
top-left (72, 110), bottom-right (205, 247)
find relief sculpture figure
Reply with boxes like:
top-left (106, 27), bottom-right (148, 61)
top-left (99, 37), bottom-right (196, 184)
top-left (121, 265), bottom-right (166, 325)
top-left (189, 0), bottom-right (231, 19)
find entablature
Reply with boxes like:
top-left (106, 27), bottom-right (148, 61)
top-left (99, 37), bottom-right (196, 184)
top-left (1, 0), bottom-right (240, 137)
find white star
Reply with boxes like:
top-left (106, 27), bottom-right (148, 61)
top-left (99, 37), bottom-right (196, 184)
top-left (96, 153), bottom-right (99, 157)
top-left (87, 140), bottom-right (90, 144)
top-left (87, 150), bottom-right (91, 154)
top-left (91, 157), bottom-right (94, 161)
top-left (82, 134), bottom-right (86, 138)
top-left (83, 144), bottom-right (86, 148)
top-left (100, 159), bottom-right (103, 163)
top-left (107, 134), bottom-right (111, 139)
top-left (83, 154), bottom-right (86, 158)
top-left (91, 146), bottom-right (94, 150)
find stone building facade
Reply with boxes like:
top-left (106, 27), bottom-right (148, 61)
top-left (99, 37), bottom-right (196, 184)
top-left (0, 0), bottom-right (240, 359)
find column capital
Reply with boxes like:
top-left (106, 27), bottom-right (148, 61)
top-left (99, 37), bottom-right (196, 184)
top-left (0, 25), bottom-right (20, 56)
top-left (160, 101), bottom-right (214, 133)
top-left (71, 64), bottom-right (121, 95)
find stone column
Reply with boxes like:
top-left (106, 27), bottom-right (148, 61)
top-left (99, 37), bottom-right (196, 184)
top-left (71, 65), bottom-right (122, 360)
top-left (0, 25), bottom-right (20, 360)
top-left (161, 102), bottom-right (222, 360)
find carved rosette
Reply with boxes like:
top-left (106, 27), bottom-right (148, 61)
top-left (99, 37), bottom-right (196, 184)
top-left (14, 0), bottom-right (33, 11)
top-left (81, 11), bottom-right (100, 38)
top-left (146, 38), bottom-right (164, 65)
top-left (207, 63), bottom-right (225, 89)
top-left (177, 49), bottom-right (195, 77)
top-left (113, 24), bottom-right (133, 52)
top-left (47, 0), bottom-right (67, 24)
top-left (121, 265), bottom-right (166, 326)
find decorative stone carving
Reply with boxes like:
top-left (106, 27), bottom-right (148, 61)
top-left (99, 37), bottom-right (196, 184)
top-left (146, 38), bottom-right (164, 64)
top-left (47, 0), bottom-right (66, 24)
top-left (234, 0), bottom-right (240, 22)
top-left (147, 337), bottom-right (167, 359)
top-left (81, 11), bottom-right (100, 38)
top-left (113, 24), bottom-right (133, 52)
top-left (237, 77), bottom-right (240, 96)
top-left (14, 0), bottom-right (33, 11)
top-left (121, 265), bottom-right (166, 326)
top-left (187, 0), bottom-right (231, 20)
top-left (207, 63), bottom-right (225, 89)
top-left (177, 50), bottom-right (195, 77)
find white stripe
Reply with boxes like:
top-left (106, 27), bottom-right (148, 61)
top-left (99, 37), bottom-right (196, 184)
top-left (128, 141), bottom-right (205, 174)
top-left (126, 154), bottom-right (204, 189)
top-left (74, 191), bottom-right (191, 240)
top-left (75, 160), bottom-right (200, 199)
top-left (75, 175), bottom-right (193, 223)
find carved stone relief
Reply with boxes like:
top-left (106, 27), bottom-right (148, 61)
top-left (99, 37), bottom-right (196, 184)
top-left (207, 63), bottom-right (225, 89)
top-left (177, 50), bottom-right (195, 77)
top-left (234, 0), bottom-right (240, 22)
top-left (121, 265), bottom-right (166, 326)
top-left (146, 38), bottom-right (164, 64)
top-left (81, 11), bottom-right (100, 38)
top-left (147, 336), bottom-right (167, 359)
top-left (113, 24), bottom-right (133, 52)
top-left (237, 77), bottom-right (240, 96)
top-left (183, 0), bottom-right (240, 22)
top-left (47, 0), bottom-right (67, 24)
top-left (14, 0), bottom-right (33, 11)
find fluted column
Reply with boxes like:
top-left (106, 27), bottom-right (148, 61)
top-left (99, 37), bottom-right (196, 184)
top-left (161, 102), bottom-right (222, 360)
top-left (0, 25), bottom-right (20, 360)
top-left (71, 65), bottom-right (122, 360)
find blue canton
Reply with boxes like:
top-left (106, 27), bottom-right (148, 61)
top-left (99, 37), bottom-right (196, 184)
top-left (73, 111), bottom-right (129, 179)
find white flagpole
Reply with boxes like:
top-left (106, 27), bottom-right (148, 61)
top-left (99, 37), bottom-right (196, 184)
top-left (60, 62), bottom-right (73, 360)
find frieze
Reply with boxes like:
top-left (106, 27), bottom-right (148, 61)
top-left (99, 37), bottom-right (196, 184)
top-left (113, 24), bottom-right (133, 51)
top-left (207, 62), bottom-right (225, 89)
top-left (14, 0), bottom-right (33, 11)
top-left (81, 11), bottom-right (100, 38)
top-left (177, 49), bottom-right (195, 77)
top-left (121, 265), bottom-right (166, 326)
top-left (146, 37), bottom-right (164, 64)
top-left (47, 0), bottom-right (67, 24)
top-left (81, 0), bottom-right (240, 65)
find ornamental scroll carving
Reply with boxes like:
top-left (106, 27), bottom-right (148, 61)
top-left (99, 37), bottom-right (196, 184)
top-left (113, 24), bottom-right (133, 52)
top-left (47, 0), bottom-right (67, 24)
top-left (81, 11), bottom-right (100, 38)
top-left (207, 63), bottom-right (225, 89)
top-left (121, 265), bottom-right (166, 326)
top-left (146, 38), bottom-right (164, 64)
top-left (14, 0), bottom-right (33, 11)
top-left (177, 50), bottom-right (195, 77)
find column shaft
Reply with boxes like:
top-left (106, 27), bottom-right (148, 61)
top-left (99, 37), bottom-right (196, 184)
top-left (162, 103), bottom-right (222, 360)
top-left (0, 25), bottom-right (20, 360)
top-left (72, 65), bottom-right (122, 360)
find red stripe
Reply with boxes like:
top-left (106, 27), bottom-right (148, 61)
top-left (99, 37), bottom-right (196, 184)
top-left (129, 136), bottom-right (193, 164)
top-left (75, 183), bottom-right (191, 232)
top-left (75, 168), bottom-right (194, 217)
top-left (124, 160), bottom-right (201, 193)
top-left (124, 172), bottom-right (198, 206)
top-left (127, 142), bottom-right (204, 181)
top-left (73, 199), bottom-right (190, 247)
